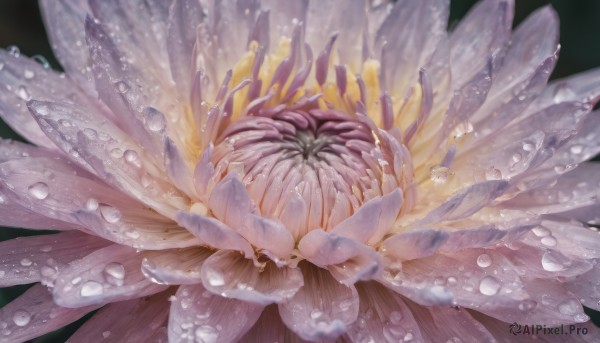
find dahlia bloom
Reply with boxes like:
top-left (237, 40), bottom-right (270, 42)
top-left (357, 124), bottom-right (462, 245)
top-left (0, 0), bottom-right (599, 341)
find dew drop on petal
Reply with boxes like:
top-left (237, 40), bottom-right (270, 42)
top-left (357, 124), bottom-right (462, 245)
top-left (12, 310), bottom-right (30, 327)
top-left (570, 145), bottom-right (583, 155)
top-left (102, 331), bottom-right (111, 338)
top-left (115, 81), bottom-right (130, 93)
top-left (85, 198), bottom-right (99, 211)
top-left (484, 167), bottom-right (502, 180)
top-left (99, 205), bottom-right (121, 224)
top-left (476, 254), bottom-right (492, 268)
top-left (479, 276), bottom-right (501, 296)
top-left (23, 69), bottom-right (34, 79)
top-left (574, 314), bottom-right (589, 323)
top-left (541, 236), bottom-right (557, 247)
top-left (144, 107), bottom-right (166, 132)
top-left (558, 299), bottom-right (580, 316)
top-left (518, 299), bottom-right (537, 311)
top-left (195, 325), bottom-right (219, 343)
top-left (28, 182), bottom-right (49, 200)
top-left (532, 227), bottom-right (550, 237)
top-left (80, 281), bottom-right (103, 297)
top-left (110, 148), bottom-right (124, 159)
top-left (389, 311), bottom-right (403, 325)
top-left (19, 258), bottom-right (32, 267)
top-left (541, 252), bottom-right (566, 272)
top-left (430, 165), bottom-right (450, 185)
top-left (103, 262), bottom-right (125, 280)
top-left (124, 150), bottom-right (141, 167)
top-left (16, 86), bottom-right (31, 100)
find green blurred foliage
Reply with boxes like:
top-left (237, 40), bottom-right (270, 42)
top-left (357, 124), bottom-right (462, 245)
top-left (0, 0), bottom-right (598, 342)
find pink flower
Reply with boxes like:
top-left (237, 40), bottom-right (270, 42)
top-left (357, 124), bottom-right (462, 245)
top-left (0, 0), bottom-right (599, 341)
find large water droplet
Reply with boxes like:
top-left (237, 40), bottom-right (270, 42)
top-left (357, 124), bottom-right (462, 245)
top-left (476, 254), bottom-right (492, 268)
top-left (144, 107), bottom-right (166, 132)
top-left (19, 258), bottom-right (32, 267)
top-left (205, 268), bottom-right (225, 287)
top-left (195, 325), bottom-right (219, 343)
top-left (430, 165), bottom-right (450, 185)
top-left (570, 145), bottom-right (583, 155)
top-left (479, 276), bottom-right (501, 296)
top-left (532, 227), bottom-right (550, 237)
top-left (541, 251), bottom-right (566, 272)
top-left (558, 299), bottom-right (580, 316)
top-left (124, 150), bottom-right (141, 167)
top-left (80, 281), bottom-right (103, 297)
top-left (12, 310), bottom-right (30, 327)
top-left (99, 205), bottom-right (121, 224)
top-left (85, 198), bottom-right (99, 211)
top-left (16, 85), bottom-right (31, 100)
top-left (104, 262), bottom-right (125, 280)
top-left (541, 236), bottom-right (557, 247)
top-left (28, 182), bottom-right (49, 200)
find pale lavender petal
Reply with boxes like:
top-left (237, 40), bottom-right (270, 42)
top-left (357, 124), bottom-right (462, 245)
top-left (68, 291), bottom-right (171, 343)
top-left (330, 189), bottom-right (402, 244)
top-left (347, 282), bottom-right (424, 343)
top-left (176, 211), bottom-right (254, 258)
top-left (208, 176), bottom-right (256, 229)
top-left (414, 180), bottom-right (509, 226)
top-left (376, 0), bottom-right (448, 93)
top-left (39, 0), bottom-right (94, 93)
top-left (239, 215), bottom-right (295, 260)
top-left (165, 138), bottom-right (198, 199)
top-left (200, 250), bottom-right (303, 305)
top-left (298, 230), bottom-right (381, 285)
top-left (239, 305), bottom-right (298, 343)
top-left (380, 229), bottom-right (449, 261)
top-left (0, 284), bottom-right (98, 343)
top-left (141, 247), bottom-right (212, 285)
top-left (0, 232), bottom-right (109, 287)
top-left (167, 0), bottom-right (205, 102)
top-left (278, 263), bottom-right (359, 341)
top-left (168, 284), bottom-right (263, 342)
top-left (52, 244), bottom-right (167, 308)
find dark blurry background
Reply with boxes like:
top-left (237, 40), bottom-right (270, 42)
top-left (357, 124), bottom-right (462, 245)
top-left (0, 0), bottom-right (599, 342)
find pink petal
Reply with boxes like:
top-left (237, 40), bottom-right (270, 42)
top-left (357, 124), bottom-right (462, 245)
top-left (141, 247), bottom-right (212, 285)
top-left (239, 215), bottom-right (295, 260)
top-left (330, 189), bottom-right (402, 245)
top-left (166, 0), bottom-right (205, 102)
top-left (208, 176), bottom-right (256, 229)
top-left (200, 250), bottom-right (303, 305)
top-left (376, 0), bottom-right (448, 94)
top-left (176, 211), bottom-right (254, 258)
top-left (347, 282), bottom-right (424, 343)
top-left (164, 137), bottom-right (198, 199)
top-left (0, 284), bottom-right (97, 343)
top-left (0, 231), bottom-right (109, 287)
top-left (298, 230), bottom-right (381, 285)
top-left (404, 298), bottom-right (497, 342)
top-left (414, 180), bottom-right (509, 226)
top-left (52, 244), bottom-right (167, 308)
top-left (380, 229), bottom-right (449, 261)
top-left (239, 305), bottom-right (294, 343)
top-left (39, 0), bottom-right (95, 94)
top-left (68, 291), bottom-right (172, 342)
top-left (168, 284), bottom-right (263, 342)
top-left (278, 263), bottom-right (359, 341)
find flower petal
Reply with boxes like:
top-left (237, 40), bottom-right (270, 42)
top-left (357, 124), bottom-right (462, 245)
top-left (168, 284), bottom-right (263, 342)
top-left (141, 247), bottom-right (212, 285)
top-left (298, 230), bottom-right (381, 285)
top-left (176, 211), bottom-right (254, 258)
top-left (330, 189), bottom-right (402, 244)
top-left (0, 284), bottom-right (97, 343)
top-left (208, 176), bottom-right (256, 229)
top-left (201, 250), bottom-right (303, 305)
top-left (380, 229), bottom-right (450, 261)
top-left (52, 244), bottom-right (167, 308)
top-left (278, 263), bottom-right (360, 341)
top-left (0, 231), bottom-right (110, 287)
top-left (239, 214), bottom-right (295, 260)
top-left (67, 291), bottom-right (172, 343)
top-left (347, 282), bottom-right (424, 343)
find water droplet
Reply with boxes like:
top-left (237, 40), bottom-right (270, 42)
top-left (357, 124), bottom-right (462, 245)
top-left (389, 311), bottom-right (403, 324)
top-left (40, 245), bottom-right (52, 253)
top-left (104, 262), bottom-right (125, 280)
top-left (16, 85), bottom-right (31, 100)
top-left (7, 46), bottom-right (20, 57)
top-left (124, 150), bottom-right (141, 167)
top-left (430, 165), bottom-right (450, 185)
top-left (23, 70), bottom-right (35, 79)
top-left (12, 310), bottom-right (30, 327)
top-left (570, 145), bottom-right (583, 155)
top-left (85, 198), bottom-right (99, 211)
top-left (404, 332), bottom-right (414, 341)
top-left (541, 251), bottom-right (566, 272)
top-left (99, 205), bottom-right (121, 224)
top-left (484, 167), bottom-right (502, 180)
top-left (511, 152), bottom-right (522, 163)
top-left (28, 182), bottom-right (49, 200)
top-left (35, 104), bottom-right (50, 116)
top-left (558, 299), bottom-right (580, 316)
top-left (102, 331), bottom-right (111, 338)
top-left (518, 299), bottom-right (537, 311)
top-left (80, 281), bottom-right (103, 297)
top-left (144, 107), bottom-right (166, 132)
top-left (476, 254), bottom-right (492, 268)
top-left (109, 148), bottom-right (124, 159)
top-left (574, 313), bottom-right (589, 323)
top-left (532, 227), bottom-right (550, 237)
top-left (195, 325), bottom-right (219, 343)
top-left (541, 236), bottom-right (557, 247)
top-left (479, 276), bottom-right (501, 296)
top-left (115, 81), bottom-right (130, 93)
top-left (20, 258), bottom-right (32, 267)
top-left (522, 141), bottom-right (535, 152)
top-left (553, 83), bottom-right (575, 103)
top-left (205, 268), bottom-right (225, 286)
top-left (453, 121), bottom-right (473, 139)
top-left (32, 55), bottom-right (50, 69)
top-left (40, 266), bottom-right (56, 277)
top-left (82, 128), bottom-right (98, 140)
